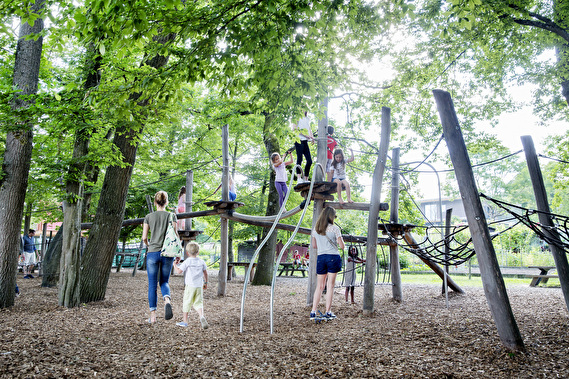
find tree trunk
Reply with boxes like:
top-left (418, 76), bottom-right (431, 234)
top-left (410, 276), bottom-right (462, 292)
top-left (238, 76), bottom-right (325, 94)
top-left (80, 124), bottom-right (140, 302)
top-left (0, 0), bottom-right (44, 308)
top-left (79, 34), bottom-right (175, 303)
top-left (554, 0), bottom-right (569, 106)
top-left (41, 228), bottom-right (62, 287)
top-left (59, 189), bottom-right (83, 307)
top-left (252, 115), bottom-right (279, 285)
top-left (58, 45), bottom-right (102, 307)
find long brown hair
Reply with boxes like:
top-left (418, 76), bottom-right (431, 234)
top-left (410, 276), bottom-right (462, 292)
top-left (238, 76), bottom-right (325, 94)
top-left (315, 207), bottom-right (336, 235)
top-left (332, 148), bottom-right (345, 170)
top-left (178, 186), bottom-right (186, 199)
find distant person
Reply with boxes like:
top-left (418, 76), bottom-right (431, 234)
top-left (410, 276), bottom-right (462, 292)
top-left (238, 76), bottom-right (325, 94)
top-left (326, 126), bottom-right (338, 181)
top-left (310, 207), bottom-right (344, 320)
top-left (344, 246), bottom-right (365, 304)
top-left (330, 148), bottom-right (355, 204)
top-left (174, 242), bottom-right (209, 329)
top-left (142, 190), bottom-right (177, 324)
top-left (177, 186), bottom-right (186, 230)
top-left (291, 110), bottom-right (314, 182)
top-left (270, 151), bottom-right (293, 208)
top-left (22, 229), bottom-right (37, 279)
top-left (214, 174), bottom-right (237, 201)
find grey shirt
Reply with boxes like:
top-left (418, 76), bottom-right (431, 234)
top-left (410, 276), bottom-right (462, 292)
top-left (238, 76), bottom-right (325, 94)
top-left (144, 211), bottom-right (177, 253)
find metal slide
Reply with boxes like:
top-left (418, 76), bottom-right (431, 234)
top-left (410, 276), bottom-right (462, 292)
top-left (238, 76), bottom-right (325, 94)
top-left (239, 164), bottom-right (314, 332)
top-left (269, 163), bottom-right (323, 333)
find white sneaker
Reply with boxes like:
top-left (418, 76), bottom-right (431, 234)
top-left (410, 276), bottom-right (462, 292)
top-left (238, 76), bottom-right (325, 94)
top-left (200, 317), bottom-right (209, 329)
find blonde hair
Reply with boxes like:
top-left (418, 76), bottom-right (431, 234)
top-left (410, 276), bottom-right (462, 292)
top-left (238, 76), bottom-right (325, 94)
top-left (154, 191), bottom-right (168, 207)
top-left (185, 241), bottom-right (200, 257)
top-left (315, 207), bottom-right (336, 235)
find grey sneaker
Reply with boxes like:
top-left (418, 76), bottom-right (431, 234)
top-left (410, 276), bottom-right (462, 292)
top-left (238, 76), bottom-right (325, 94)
top-left (200, 317), bottom-right (209, 329)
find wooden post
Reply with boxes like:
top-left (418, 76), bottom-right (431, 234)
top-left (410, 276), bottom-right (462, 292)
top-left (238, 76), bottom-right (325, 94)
top-left (363, 107), bottom-right (391, 315)
top-left (433, 89), bottom-right (524, 351)
top-left (218, 124), bottom-right (229, 296)
top-left (307, 99), bottom-right (328, 306)
top-left (442, 208), bottom-right (453, 295)
top-left (521, 135), bottom-right (569, 312)
top-left (185, 170), bottom-right (193, 231)
top-left (389, 147), bottom-right (403, 302)
top-left (39, 222), bottom-right (47, 277)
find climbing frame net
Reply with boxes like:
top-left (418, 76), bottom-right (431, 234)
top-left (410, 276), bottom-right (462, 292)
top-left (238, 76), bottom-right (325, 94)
top-left (480, 193), bottom-right (569, 253)
top-left (378, 216), bottom-right (522, 267)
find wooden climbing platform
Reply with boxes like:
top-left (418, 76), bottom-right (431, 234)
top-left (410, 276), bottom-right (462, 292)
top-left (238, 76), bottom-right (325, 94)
top-left (177, 229), bottom-right (203, 241)
top-left (204, 200), bottom-right (245, 211)
top-left (293, 181), bottom-right (337, 201)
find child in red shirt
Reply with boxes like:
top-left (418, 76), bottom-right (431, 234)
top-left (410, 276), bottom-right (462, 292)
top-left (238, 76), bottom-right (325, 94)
top-left (326, 126), bottom-right (338, 181)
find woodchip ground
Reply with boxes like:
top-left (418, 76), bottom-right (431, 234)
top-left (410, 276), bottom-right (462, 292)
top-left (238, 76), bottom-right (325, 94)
top-left (1, 270), bottom-right (567, 378)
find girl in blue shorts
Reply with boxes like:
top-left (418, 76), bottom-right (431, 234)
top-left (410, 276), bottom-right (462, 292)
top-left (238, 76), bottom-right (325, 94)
top-left (310, 207), bottom-right (345, 320)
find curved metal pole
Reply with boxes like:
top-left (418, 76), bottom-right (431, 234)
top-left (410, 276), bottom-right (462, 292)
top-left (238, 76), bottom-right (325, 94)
top-left (239, 164), bottom-right (304, 333)
top-left (269, 163), bottom-right (323, 334)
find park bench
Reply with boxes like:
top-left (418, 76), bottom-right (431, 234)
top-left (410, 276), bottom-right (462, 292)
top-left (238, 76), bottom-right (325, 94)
top-left (227, 262), bottom-right (257, 282)
top-left (524, 266), bottom-right (558, 287)
top-left (278, 262), bottom-right (308, 277)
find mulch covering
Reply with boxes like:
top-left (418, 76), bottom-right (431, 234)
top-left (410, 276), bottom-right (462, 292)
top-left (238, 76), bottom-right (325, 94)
top-left (1, 270), bottom-right (567, 378)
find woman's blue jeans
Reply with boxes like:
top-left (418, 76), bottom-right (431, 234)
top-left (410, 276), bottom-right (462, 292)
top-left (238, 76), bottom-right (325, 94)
top-left (146, 251), bottom-right (174, 311)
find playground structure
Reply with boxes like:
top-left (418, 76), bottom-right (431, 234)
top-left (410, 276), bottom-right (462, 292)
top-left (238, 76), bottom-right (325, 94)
top-left (70, 91), bottom-right (569, 351)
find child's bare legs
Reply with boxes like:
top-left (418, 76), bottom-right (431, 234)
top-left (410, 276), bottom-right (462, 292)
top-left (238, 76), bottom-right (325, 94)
top-left (182, 311), bottom-right (189, 324)
top-left (350, 287), bottom-right (355, 303)
top-left (345, 287), bottom-right (349, 302)
top-left (312, 274), bottom-right (328, 313)
top-left (325, 272), bottom-right (338, 313)
top-left (149, 310), bottom-right (156, 323)
top-left (334, 178), bottom-right (345, 204)
top-left (343, 179), bottom-right (353, 203)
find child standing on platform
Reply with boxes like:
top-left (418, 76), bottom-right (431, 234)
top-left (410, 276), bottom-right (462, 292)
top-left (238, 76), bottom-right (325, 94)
top-left (292, 110), bottom-right (314, 182)
top-left (331, 148), bottom-right (355, 204)
top-left (344, 246), bottom-right (365, 304)
top-left (271, 151), bottom-right (294, 208)
top-left (174, 242), bottom-right (209, 329)
top-left (326, 126), bottom-right (338, 182)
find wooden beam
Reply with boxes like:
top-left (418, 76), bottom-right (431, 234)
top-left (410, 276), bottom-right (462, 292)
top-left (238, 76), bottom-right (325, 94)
top-left (390, 147), bottom-right (403, 302)
top-left (325, 201), bottom-right (389, 211)
top-left (364, 107), bottom-right (391, 315)
top-left (403, 232), bottom-right (464, 294)
top-left (521, 135), bottom-right (569, 312)
top-left (434, 89), bottom-right (524, 351)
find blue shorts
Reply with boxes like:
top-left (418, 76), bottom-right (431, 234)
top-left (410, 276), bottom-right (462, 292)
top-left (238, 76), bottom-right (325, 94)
top-left (316, 254), bottom-right (342, 275)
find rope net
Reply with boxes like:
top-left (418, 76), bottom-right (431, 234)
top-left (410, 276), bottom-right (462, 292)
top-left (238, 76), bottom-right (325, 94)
top-left (480, 193), bottom-right (569, 253)
top-left (379, 217), bottom-right (522, 267)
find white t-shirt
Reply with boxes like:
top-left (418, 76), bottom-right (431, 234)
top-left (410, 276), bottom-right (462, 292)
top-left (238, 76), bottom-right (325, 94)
top-left (296, 116), bottom-right (311, 141)
top-left (274, 162), bottom-right (287, 182)
top-left (177, 257), bottom-right (207, 287)
top-left (311, 224), bottom-right (342, 256)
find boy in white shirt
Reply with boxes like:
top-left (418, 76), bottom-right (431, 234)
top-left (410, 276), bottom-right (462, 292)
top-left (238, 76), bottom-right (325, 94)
top-left (174, 242), bottom-right (209, 329)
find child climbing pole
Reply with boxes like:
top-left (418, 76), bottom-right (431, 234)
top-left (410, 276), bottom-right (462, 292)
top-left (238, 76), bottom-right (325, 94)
top-left (270, 151), bottom-right (293, 207)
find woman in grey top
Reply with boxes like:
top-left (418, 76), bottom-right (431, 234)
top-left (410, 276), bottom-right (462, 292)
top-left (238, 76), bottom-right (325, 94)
top-left (142, 190), bottom-right (177, 324)
top-left (310, 207), bottom-right (345, 320)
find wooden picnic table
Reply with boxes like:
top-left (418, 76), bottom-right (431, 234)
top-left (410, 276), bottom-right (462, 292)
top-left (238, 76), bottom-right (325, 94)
top-left (278, 262), bottom-right (308, 277)
top-left (227, 262), bottom-right (256, 282)
top-left (525, 266), bottom-right (558, 287)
